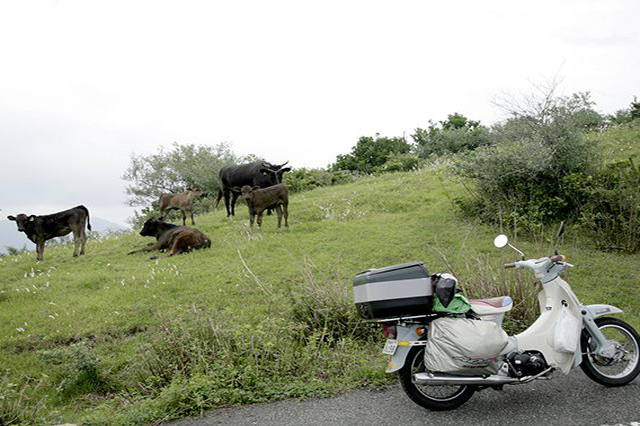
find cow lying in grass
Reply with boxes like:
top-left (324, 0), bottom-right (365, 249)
top-left (159, 188), bottom-right (210, 226)
top-left (128, 218), bottom-right (211, 258)
top-left (233, 184), bottom-right (289, 228)
top-left (7, 205), bottom-right (91, 261)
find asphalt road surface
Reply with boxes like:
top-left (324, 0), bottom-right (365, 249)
top-left (168, 371), bottom-right (639, 426)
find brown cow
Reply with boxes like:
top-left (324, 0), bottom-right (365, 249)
top-left (159, 188), bottom-right (209, 225)
top-left (233, 184), bottom-right (289, 228)
top-left (127, 218), bottom-right (211, 258)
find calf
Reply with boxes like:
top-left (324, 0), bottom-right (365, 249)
top-left (127, 217), bottom-right (211, 257)
top-left (159, 188), bottom-right (209, 226)
top-left (7, 205), bottom-right (91, 261)
top-left (234, 184), bottom-right (289, 228)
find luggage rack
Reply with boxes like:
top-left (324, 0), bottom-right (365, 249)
top-left (366, 314), bottom-right (436, 323)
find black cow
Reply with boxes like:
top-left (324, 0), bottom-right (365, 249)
top-left (7, 205), bottom-right (91, 261)
top-left (215, 161), bottom-right (291, 217)
top-left (127, 217), bottom-right (211, 258)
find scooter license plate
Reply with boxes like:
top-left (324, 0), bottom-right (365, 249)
top-left (382, 339), bottom-right (398, 355)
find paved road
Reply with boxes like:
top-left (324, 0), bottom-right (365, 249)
top-left (168, 372), bottom-right (639, 426)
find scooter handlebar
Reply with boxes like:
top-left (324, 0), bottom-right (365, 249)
top-left (504, 255), bottom-right (567, 271)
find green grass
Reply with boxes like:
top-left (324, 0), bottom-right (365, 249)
top-left (2, 126), bottom-right (640, 424)
top-left (590, 120), bottom-right (640, 162)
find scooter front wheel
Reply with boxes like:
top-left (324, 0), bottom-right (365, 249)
top-left (580, 317), bottom-right (640, 386)
top-left (399, 346), bottom-right (476, 411)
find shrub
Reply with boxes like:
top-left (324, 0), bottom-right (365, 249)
top-left (375, 152), bottom-right (421, 173)
top-left (564, 159), bottom-right (640, 252)
top-left (455, 91), bottom-right (602, 230)
top-left (332, 135), bottom-right (412, 174)
top-left (283, 168), bottom-right (358, 193)
top-left (413, 113), bottom-right (490, 157)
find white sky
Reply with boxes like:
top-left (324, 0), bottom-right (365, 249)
top-left (0, 0), bottom-right (638, 225)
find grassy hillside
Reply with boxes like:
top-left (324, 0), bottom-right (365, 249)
top-left (2, 127), bottom-right (640, 425)
top-left (591, 121), bottom-right (640, 162)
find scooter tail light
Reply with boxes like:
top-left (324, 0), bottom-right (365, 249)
top-left (382, 324), bottom-right (397, 339)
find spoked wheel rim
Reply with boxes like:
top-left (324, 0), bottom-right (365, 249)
top-left (587, 324), bottom-right (640, 379)
top-left (410, 348), bottom-right (468, 401)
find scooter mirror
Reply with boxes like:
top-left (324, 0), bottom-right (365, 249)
top-left (494, 234), bottom-right (509, 248)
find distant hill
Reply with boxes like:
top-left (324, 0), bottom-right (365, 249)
top-left (0, 217), bottom-right (129, 254)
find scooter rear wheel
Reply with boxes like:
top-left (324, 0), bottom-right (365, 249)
top-left (580, 317), bottom-right (640, 386)
top-left (399, 346), bottom-right (476, 411)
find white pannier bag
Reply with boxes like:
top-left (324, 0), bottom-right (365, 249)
top-left (424, 317), bottom-right (510, 375)
top-left (553, 305), bottom-right (582, 353)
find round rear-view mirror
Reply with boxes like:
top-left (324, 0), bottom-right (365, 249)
top-left (494, 234), bottom-right (509, 248)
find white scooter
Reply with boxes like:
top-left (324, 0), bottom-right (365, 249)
top-left (376, 234), bottom-right (640, 411)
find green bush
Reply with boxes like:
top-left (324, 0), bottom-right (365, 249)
top-left (375, 152), bottom-right (421, 173)
top-left (283, 168), bottom-right (358, 193)
top-left (564, 159), bottom-right (640, 252)
top-left (455, 92), bottom-right (601, 231)
top-left (413, 113), bottom-right (490, 157)
top-left (332, 135), bottom-right (412, 174)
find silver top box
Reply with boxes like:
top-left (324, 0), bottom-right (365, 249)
top-left (353, 262), bottom-right (431, 304)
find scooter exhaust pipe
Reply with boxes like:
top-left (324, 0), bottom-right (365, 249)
top-left (414, 367), bottom-right (553, 386)
top-left (413, 372), bottom-right (519, 386)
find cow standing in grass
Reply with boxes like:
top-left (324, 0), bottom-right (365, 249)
top-left (7, 205), bottom-right (91, 261)
top-left (215, 161), bottom-right (291, 217)
top-left (234, 184), bottom-right (289, 228)
top-left (159, 188), bottom-right (209, 226)
top-left (128, 217), bottom-right (211, 258)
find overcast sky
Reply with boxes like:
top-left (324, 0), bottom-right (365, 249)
top-left (0, 0), bottom-right (638, 225)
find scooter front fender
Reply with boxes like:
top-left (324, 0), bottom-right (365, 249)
top-left (585, 304), bottom-right (624, 318)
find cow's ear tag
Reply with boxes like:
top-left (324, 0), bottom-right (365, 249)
top-left (29, 216), bottom-right (35, 222)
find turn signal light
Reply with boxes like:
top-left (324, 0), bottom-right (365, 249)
top-left (416, 327), bottom-right (427, 337)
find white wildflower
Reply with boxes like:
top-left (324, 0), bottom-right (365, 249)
top-left (16, 327), bottom-right (25, 332)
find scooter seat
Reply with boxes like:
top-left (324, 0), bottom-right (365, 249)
top-left (469, 296), bottom-right (513, 315)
